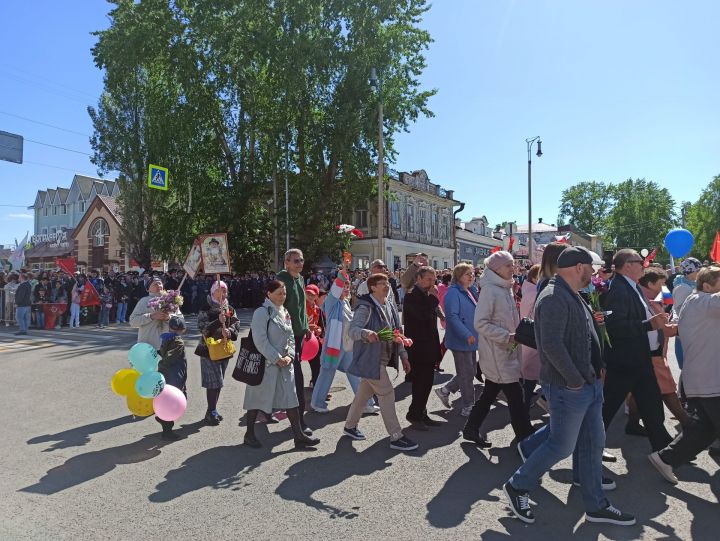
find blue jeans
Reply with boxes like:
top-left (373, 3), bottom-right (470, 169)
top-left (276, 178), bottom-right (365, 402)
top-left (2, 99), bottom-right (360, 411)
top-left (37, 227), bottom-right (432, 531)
top-left (674, 338), bottom-right (684, 370)
top-left (510, 380), bottom-right (608, 513)
top-left (310, 350), bottom-right (373, 410)
top-left (16, 306), bottom-right (31, 332)
top-left (116, 302), bottom-right (127, 323)
top-left (99, 306), bottom-right (110, 326)
top-left (70, 303), bottom-right (80, 327)
top-left (35, 309), bottom-right (45, 329)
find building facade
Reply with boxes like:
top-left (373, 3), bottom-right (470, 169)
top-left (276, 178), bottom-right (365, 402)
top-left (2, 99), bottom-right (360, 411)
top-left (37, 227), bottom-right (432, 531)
top-left (455, 216), bottom-right (503, 266)
top-left (349, 169), bottom-right (462, 270)
top-left (72, 195), bottom-right (125, 273)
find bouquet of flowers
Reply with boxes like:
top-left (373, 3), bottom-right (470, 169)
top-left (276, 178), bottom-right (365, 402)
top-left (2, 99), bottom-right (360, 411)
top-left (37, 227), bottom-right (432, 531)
top-left (377, 327), bottom-right (414, 347)
top-left (148, 290), bottom-right (184, 313)
top-left (589, 276), bottom-right (612, 347)
top-left (336, 224), bottom-right (364, 251)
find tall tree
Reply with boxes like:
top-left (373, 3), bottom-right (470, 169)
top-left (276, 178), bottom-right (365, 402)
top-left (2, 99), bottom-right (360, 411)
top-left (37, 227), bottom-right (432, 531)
top-left (557, 181), bottom-right (613, 235)
top-left (686, 175), bottom-right (720, 260)
top-left (605, 178), bottom-right (676, 253)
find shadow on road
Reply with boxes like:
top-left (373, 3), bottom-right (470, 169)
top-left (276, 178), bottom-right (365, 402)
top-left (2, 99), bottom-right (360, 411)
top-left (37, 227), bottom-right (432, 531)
top-left (20, 434), bottom-right (170, 495)
top-left (27, 415), bottom-right (138, 452)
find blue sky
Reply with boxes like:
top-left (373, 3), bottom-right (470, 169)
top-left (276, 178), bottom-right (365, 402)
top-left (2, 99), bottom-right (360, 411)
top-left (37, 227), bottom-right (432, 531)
top-left (1, 1), bottom-right (718, 248)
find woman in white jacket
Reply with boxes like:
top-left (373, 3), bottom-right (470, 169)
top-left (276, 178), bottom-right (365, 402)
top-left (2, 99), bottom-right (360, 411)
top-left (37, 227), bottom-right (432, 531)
top-left (462, 251), bottom-right (534, 448)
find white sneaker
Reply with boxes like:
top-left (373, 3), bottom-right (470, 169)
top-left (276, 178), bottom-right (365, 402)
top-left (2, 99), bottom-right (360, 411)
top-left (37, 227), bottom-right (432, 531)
top-left (648, 452), bottom-right (678, 484)
top-left (311, 405), bottom-right (329, 413)
top-left (461, 406), bottom-right (473, 417)
top-left (435, 387), bottom-right (451, 408)
top-left (363, 404), bottom-right (381, 414)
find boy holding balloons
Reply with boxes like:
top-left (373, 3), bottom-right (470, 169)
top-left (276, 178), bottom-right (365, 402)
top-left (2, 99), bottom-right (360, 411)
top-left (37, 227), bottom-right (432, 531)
top-left (156, 316), bottom-right (189, 440)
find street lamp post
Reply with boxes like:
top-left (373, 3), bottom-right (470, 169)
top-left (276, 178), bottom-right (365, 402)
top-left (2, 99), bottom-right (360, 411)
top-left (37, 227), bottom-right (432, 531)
top-left (525, 136), bottom-right (542, 263)
top-left (370, 68), bottom-right (384, 262)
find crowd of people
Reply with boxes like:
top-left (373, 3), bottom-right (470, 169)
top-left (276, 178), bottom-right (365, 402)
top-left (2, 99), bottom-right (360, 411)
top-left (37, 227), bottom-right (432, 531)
top-left (4, 244), bottom-right (719, 529)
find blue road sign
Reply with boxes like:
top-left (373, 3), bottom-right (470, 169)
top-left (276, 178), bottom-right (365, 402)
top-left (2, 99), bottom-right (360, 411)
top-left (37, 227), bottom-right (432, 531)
top-left (148, 164), bottom-right (169, 190)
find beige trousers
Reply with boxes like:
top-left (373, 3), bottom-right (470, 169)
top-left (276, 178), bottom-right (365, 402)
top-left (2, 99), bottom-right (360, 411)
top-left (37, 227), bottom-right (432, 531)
top-left (345, 364), bottom-right (403, 440)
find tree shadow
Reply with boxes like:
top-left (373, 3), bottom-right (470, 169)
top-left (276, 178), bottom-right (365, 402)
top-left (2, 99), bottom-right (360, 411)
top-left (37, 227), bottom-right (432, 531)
top-left (27, 415), bottom-right (138, 452)
top-left (20, 434), bottom-right (169, 495)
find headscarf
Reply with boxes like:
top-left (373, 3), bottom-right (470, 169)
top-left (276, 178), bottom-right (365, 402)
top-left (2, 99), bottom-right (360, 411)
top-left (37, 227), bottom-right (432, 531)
top-left (680, 257), bottom-right (702, 276)
top-left (485, 251), bottom-right (514, 273)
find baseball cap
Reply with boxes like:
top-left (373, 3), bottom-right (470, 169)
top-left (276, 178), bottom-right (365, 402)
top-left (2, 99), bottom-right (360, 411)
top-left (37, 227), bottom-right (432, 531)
top-left (557, 246), bottom-right (594, 268)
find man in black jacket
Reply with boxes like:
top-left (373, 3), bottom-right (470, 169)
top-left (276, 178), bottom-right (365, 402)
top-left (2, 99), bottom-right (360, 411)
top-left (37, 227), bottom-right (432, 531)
top-left (403, 266), bottom-right (442, 429)
top-left (601, 249), bottom-right (673, 452)
top-left (14, 272), bottom-right (32, 335)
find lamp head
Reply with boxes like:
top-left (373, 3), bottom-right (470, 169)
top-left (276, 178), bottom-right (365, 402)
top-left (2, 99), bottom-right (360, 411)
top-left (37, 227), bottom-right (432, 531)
top-left (369, 67), bottom-right (378, 88)
top-left (536, 139), bottom-right (543, 157)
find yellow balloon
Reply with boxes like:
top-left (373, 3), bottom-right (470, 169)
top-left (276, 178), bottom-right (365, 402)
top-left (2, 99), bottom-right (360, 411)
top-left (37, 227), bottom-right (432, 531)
top-left (111, 369), bottom-right (140, 396)
top-left (126, 392), bottom-right (154, 417)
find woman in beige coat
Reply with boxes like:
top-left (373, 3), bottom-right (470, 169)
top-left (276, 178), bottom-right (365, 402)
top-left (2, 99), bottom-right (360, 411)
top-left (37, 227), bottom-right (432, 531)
top-left (462, 251), bottom-right (534, 448)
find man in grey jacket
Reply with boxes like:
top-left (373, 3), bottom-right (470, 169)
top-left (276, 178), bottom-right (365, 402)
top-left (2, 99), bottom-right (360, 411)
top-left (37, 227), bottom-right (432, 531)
top-left (503, 246), bottom-right (635, 527)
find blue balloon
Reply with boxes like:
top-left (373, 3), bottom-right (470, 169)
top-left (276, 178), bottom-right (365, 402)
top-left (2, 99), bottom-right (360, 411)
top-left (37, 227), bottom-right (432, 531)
top-left (135, 371), bottom-right (166, 399)
top-left (664, 228), bottom-right (695, 258)
top-left (128, 343), bottom-right (160, 374)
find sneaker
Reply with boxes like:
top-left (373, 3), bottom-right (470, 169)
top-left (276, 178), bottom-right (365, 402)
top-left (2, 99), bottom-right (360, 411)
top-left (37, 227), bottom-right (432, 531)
top-left (312, 405), bottom-right (330, 413)
top-left (585, 505), bottom-right (636, 526)
top-left (435, 386), bottom-right (451, 408)
top-left (503, 482), bottom-right (535, 524)
top-left (390, 436), bottom-right (418, 451)
top-left (363, 404), bottom-right (381, 414)
top-left (573, 477), bottom-right (617, 491)
top-left (648, 452), bottom-right (678, 484)
top-left (535, 396), bottom-right (549, 413)
top-left (602, 450), bottom-right (617, 463)
top-left (517, 442), bottom-right (527, 463)
top-left (461, 406), bottom-right (473, 417)
top-left (204, 411), bottom-right (221, 426)
top-left (343, 427), bottom-right (366, 440)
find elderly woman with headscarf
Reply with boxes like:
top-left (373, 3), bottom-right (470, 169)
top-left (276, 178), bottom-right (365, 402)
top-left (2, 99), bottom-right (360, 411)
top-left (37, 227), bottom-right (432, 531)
top-left (672, 257), bottom-right (702, 369)
top-left (196, 280), bottom-right (242, 425)
top-left (462, 251), bottom-right (534, 449)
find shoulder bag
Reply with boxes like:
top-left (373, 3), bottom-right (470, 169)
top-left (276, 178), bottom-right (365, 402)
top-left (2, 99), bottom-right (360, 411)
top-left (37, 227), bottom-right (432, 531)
top-left (232, 307), bottom-right (272, 386)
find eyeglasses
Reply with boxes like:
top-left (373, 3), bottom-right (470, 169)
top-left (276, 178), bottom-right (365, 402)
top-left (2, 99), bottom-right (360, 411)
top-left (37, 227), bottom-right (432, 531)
top-left (291, 258), bottom-right (304, 264)
top-left (627, 259), bottom-right (644, 265)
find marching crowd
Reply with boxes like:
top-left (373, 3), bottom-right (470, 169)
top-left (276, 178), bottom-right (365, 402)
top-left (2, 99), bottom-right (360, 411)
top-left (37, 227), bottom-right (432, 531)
top-left (4, 245), bottom-right (719, 529)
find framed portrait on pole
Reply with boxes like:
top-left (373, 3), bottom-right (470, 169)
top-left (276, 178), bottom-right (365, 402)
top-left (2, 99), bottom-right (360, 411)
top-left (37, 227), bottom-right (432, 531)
top-left (199, 233), bottom-right (230, 274)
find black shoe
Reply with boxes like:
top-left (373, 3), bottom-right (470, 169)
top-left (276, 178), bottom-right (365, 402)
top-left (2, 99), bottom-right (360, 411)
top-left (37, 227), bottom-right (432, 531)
top-left (585, 505), bottom-right (636, 526)
top-left (462, 428), bottom-right (492, 448)
top-left (244, 434), bottom-right (262, 448)
top-left (408, 420), bottom-right (429, 431)
top-left (602, 450), bottom-right (617, 463)
top-left (343, 427), bottom-right (366, 440)
top-left (625, 422), bottom-right (647, 437)
top-left (161, 431), bottom-right (182, 441)
top-left (422, 416), bottom-right (442, 427)
top-left (503, 482), bottom-right (535, 524)
top-left (204, 411), bottom-right (221, 426)
top-left (390, 436), bottom-right (418, 451)
top-left (14, 331), bottom-right (27, 335)
top-left (294, 435), bottom-right (320, 448)
top-left (216, 412), bottom-right (224, 422)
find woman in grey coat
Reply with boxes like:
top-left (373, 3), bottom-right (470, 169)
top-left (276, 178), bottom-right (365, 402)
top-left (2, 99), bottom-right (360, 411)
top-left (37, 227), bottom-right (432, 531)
top-left (243, 280), bottom-right (320, 449)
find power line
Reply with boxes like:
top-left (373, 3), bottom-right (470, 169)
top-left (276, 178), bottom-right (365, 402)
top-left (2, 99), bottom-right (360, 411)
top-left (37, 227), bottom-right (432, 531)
top-left (0, 110), bottom-right (91, 137)
top-left (0, 62), bottom-right (99, 99)
top-left (25, 138), bottom-right (92, 156)
top-left (23, 160), bottom-right (97, 177)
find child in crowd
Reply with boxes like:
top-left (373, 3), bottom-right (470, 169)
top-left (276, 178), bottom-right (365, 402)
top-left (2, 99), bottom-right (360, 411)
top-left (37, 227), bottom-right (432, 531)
top-left (157, 315), bottom-right (188, 440)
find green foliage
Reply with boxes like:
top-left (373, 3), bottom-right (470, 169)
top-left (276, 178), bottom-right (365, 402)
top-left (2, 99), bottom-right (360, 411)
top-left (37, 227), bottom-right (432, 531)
top-left (88, 0), bottom-right (435, 270)
top-left (686, 175), bottom-right (720, 260)
top-left (557, 181), bottom-right (613, 236)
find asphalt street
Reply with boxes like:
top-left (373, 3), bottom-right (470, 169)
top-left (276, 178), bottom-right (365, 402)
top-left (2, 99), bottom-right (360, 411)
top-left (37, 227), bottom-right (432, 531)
top-left (1, 311), bottom-right (718, 540)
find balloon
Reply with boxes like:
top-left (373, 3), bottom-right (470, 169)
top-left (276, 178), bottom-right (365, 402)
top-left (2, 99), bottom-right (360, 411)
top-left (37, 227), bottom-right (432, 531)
top-left (111, 368), bottom-right (140, 396)
top-left (300, 333), bottom-right (320, 361)
top-left (126, 392), bottom-right (154, 417)
top-left (153, 385), bottom-right (187, 422)
top-left (128, 343), bottom-right (160, 374)
top-left (664, 229), bottom-right (695, 258)
top-left (640, 248), bottom-right (649, 257)
top-left (135, 371), bottom-right (166, 398)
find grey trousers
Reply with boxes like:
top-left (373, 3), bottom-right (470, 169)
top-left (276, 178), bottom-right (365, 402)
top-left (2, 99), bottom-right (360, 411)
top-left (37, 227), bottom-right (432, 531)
top-left (444, 350), bottom-right (478, 408)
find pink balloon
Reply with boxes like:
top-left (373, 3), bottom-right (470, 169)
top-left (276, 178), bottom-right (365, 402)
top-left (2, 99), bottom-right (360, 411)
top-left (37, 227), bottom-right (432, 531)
top-left (300, 333), bottom-right (320, 361)
top-left (153, 385), bottom-right (187, 422)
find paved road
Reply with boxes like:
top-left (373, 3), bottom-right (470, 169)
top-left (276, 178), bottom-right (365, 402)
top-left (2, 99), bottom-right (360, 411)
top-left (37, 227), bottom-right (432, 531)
top-left (0, 312), bottom-right (718, 540)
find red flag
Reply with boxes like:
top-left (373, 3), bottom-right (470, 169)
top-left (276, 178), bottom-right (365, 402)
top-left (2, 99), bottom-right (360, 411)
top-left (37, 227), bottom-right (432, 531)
top-left (490, 246), bottom-right (501, 254)
top-left (55, 257), bottom-right (76, 275)
top-left (643, 248), bottom-right (657, 268)
top-left (711, 231), bottom-right (720, 263)
top-left (507, 236), bottom-right (515, 251)
top-left (80, 280), bottom-right (101, 307)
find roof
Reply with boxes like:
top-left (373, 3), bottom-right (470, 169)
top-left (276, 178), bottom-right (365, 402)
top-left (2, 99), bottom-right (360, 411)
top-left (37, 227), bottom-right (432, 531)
top-left (517, 222), bottom-right (558, 233)
top-left (97, 195), bottom-right (121, 224)
top-left (56, 187), bottom-right (70, 204)
top-left (44, 188), bottom-right (57, 207)
top-left (75, 175), bottom-right (101, 198)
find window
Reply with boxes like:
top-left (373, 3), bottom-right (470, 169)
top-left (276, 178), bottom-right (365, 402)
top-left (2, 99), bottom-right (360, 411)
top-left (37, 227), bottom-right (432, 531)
top-left (79, 201), bottom-right (86, 213)
top-left (441, 216), bottom-right (449, 239)
top-left (53, 206), bottom-right (58, 215)
top-left (49, 227), bottom-right (57, 240)
top-left (90, 218), bottom-right (109, 247)
top-left (354, 209), bottom-right (368, 228)
top-left (41, 227), bottom-right (48, 236)
top-left (406, 203), bottom-right (415, 233)
top-left (432, 211), bottom-right (438, 237)
top-left (60, 204), bottom-right (67, 214)
top-left (43, 208), bottom-right (48, 217)
top-left (419, 208), bottom-right (426, 235)
top-left (390, 202), bottom-right (401, 230)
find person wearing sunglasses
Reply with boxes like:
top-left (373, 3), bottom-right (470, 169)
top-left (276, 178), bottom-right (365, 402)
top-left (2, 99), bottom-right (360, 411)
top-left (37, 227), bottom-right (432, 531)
top-left (601, 249), bottom-right (674, 457)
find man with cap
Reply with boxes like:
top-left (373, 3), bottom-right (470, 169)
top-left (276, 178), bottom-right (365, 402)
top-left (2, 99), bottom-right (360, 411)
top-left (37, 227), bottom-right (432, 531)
top-left (504, 245), bottom-right (635, 526)
top-left (355, 259), bottom-right (398, 311)
top-left (129, 276), bottom-right (181, 350)
top-left (601, 249), bottom-right (673, 455)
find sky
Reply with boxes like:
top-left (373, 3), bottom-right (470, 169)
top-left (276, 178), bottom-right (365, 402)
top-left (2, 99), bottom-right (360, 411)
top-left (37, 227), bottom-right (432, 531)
top-left (1, 1), bottom-right (718, 248)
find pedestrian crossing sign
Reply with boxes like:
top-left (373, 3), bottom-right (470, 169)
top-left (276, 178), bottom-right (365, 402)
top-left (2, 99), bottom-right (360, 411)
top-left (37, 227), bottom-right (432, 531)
top-left (148, 164), bottom-right (169, 190)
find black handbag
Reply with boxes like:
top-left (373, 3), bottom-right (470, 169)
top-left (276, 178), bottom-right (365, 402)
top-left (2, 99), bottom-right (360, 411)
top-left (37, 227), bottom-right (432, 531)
top-left (232, 330), bottom-right (266, 386)
top-left (514, 317), bottom-right (537, 349)
top-left (232, 307), bottom-right (272, 386)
